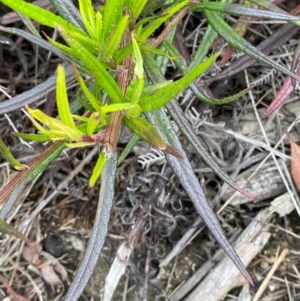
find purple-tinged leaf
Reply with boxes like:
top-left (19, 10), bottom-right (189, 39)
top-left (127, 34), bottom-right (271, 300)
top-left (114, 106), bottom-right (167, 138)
top-left (167, 100), bottom-right (256, 199)
top-left (0, 142), bottom-right (66, 218)
top-left (262, 42), bottom-right (300, 118)
top-left (62, 154), bottom-right (117, 301)
top-left (262, 77), bottom-right (295, 118)
top-left (147, 108), bottom-right (254, 286)
top-left (143, 50), bottom-right (254, 285)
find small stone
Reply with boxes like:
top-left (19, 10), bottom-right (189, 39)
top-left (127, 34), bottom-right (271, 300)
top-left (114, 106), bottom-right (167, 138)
top-left (260, 261), bottom-right (269, 270)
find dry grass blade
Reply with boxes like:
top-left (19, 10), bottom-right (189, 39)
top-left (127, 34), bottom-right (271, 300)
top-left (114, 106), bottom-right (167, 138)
top-left (102, 243), bottom-right (131, 301)
top-left (252, 248), bottom-right (289, 301)
top-left (183, 208), bottom-right (272, 301)
top-left (0, 275), bottom-right (31, 301)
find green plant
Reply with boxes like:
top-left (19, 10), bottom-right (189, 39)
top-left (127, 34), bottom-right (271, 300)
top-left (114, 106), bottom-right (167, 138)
top-left (0, 0), bottom-right (299, 299)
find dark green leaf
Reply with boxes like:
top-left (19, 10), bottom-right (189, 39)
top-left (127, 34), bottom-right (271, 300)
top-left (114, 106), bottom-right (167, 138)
top-left (50, 0), bottom-right (85, 30)
top-left (205, 10), bottom-right (300, 82)
top-left (146, 108), bottom-right (253, 286)
top-left (192, 2), bottom-right (300, 21)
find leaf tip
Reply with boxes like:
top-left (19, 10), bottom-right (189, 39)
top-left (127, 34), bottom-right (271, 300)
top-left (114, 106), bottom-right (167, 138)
top-left (240, 189), bottom-right (256, 200)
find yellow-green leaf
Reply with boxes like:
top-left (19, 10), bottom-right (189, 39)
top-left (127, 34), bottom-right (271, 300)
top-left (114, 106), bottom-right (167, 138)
top-left (15, 133), bottom-right (50, 142)
top-left (0, 137), bottom-right (27, 170)
top-left (73, 66), bottom-right (102, 112)
top-left (87, 112), bottom-right (100, 136)
top-left (103, 15), bottom-right (129, 60)
top-left (123, 117), bottom-right (183, 159)
top-left (140, 51), bottom-right (220, 112)
top-left (126, 35), bottom-right (144, 104)
top-left (56, 65), bottom-right (77, 129)
top-left (101, 0), bottom-right (124, 44)
top-left (89, 151), bottom-right (107, 187)
top-left (137, 0), bottom-right (189, 42)
top-left (78, 0), bottom-right (97, 39)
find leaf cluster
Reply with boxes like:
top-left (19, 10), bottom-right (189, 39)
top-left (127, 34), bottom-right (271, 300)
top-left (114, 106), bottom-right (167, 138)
top-left (0, 0), bottom-right (299, 299)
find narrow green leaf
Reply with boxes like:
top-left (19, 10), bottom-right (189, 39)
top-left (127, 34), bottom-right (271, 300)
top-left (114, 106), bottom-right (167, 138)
top-left (126, 35), bottom-right (144, 104)
top-left (135, 15), bottom-right (157, 38)
top-left (27, 104), bottom-right (82, 142)
top-left (87, 113), bottom-right (100, 136)
top-left (188, 24), bottom-right (218, 70)
top-left (66, 141), bottom-right (94, 148)
top-left (0, 142), bottom-right (66, 205)
top-left (26, 106), bottom-right (50, 135)
top-left (56, 65), bottom-right (77, 129)
top-left (114, 44), bottom-right (133, 65)
top-left (140, 51), bottom-right (220, 112)
top-left (103, 15), bottom-right (129, 60)
top-left (143, 49), bottom-right (255, 199)
top-left (73, 66), bottom-right (102, 112)
top-left (0, 0), bottom-right (82, 34)
top-left (89, 151), bottom-right (108, 187)
top-left (128, 0), bottom-right (149, 18)
top-left (205, 10), bottom-right (300, 82)
top-left (78, 0), bottom-right (97, 39)
top-left (95, 11), bottom-right (103, 43)
top-left (46, 34), bottom-right (91, 73)
top-left (65, 30), bottom-right (100, 55)
top-left (47, 123), bottom-right (82, 142)
top-left (123, 116), bottom-right (183, 159)
top-left (100, 103), bottom-right (140, 116)
top-left (191, 2), bottom-right (227, 12)
top-left (164, 41), bottom-right (250, 105)
top-left (117, 133), bottom-right (140, 165)
top-left (101, 0), bottom-right (124, 44)
top-left (0, 137), bottom-right (26, 170)
top-left (15, 133), bottom-right (50, 142)
top-left (76, 90), bottom-right (97, 112)
top-left (72, 115), bottom-right (90, 123)
top-left (138, 0), bottom-right (189, 42)
top-left (141, 81), bottom-right (171, 97)
top-left (141, 0), bottom-right (171, 17)
top-left (141, 43), bottom-right (177, 58)
top-left (57, 25), bottom-right (125, 104)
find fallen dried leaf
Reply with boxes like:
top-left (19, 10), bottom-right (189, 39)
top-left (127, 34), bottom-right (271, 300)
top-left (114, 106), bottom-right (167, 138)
top-left (288, 134), bottom-right (300, 191)
top-left (262, 38), bottom-right (300, 118)
top-left (0, 275), bottom-right (32, 301)
top-left (22, 244), bottom-right (68, 287)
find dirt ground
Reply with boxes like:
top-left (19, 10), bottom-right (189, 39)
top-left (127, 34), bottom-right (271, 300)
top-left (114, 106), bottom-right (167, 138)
top-left (1, 1), bottom-right (300, 301)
